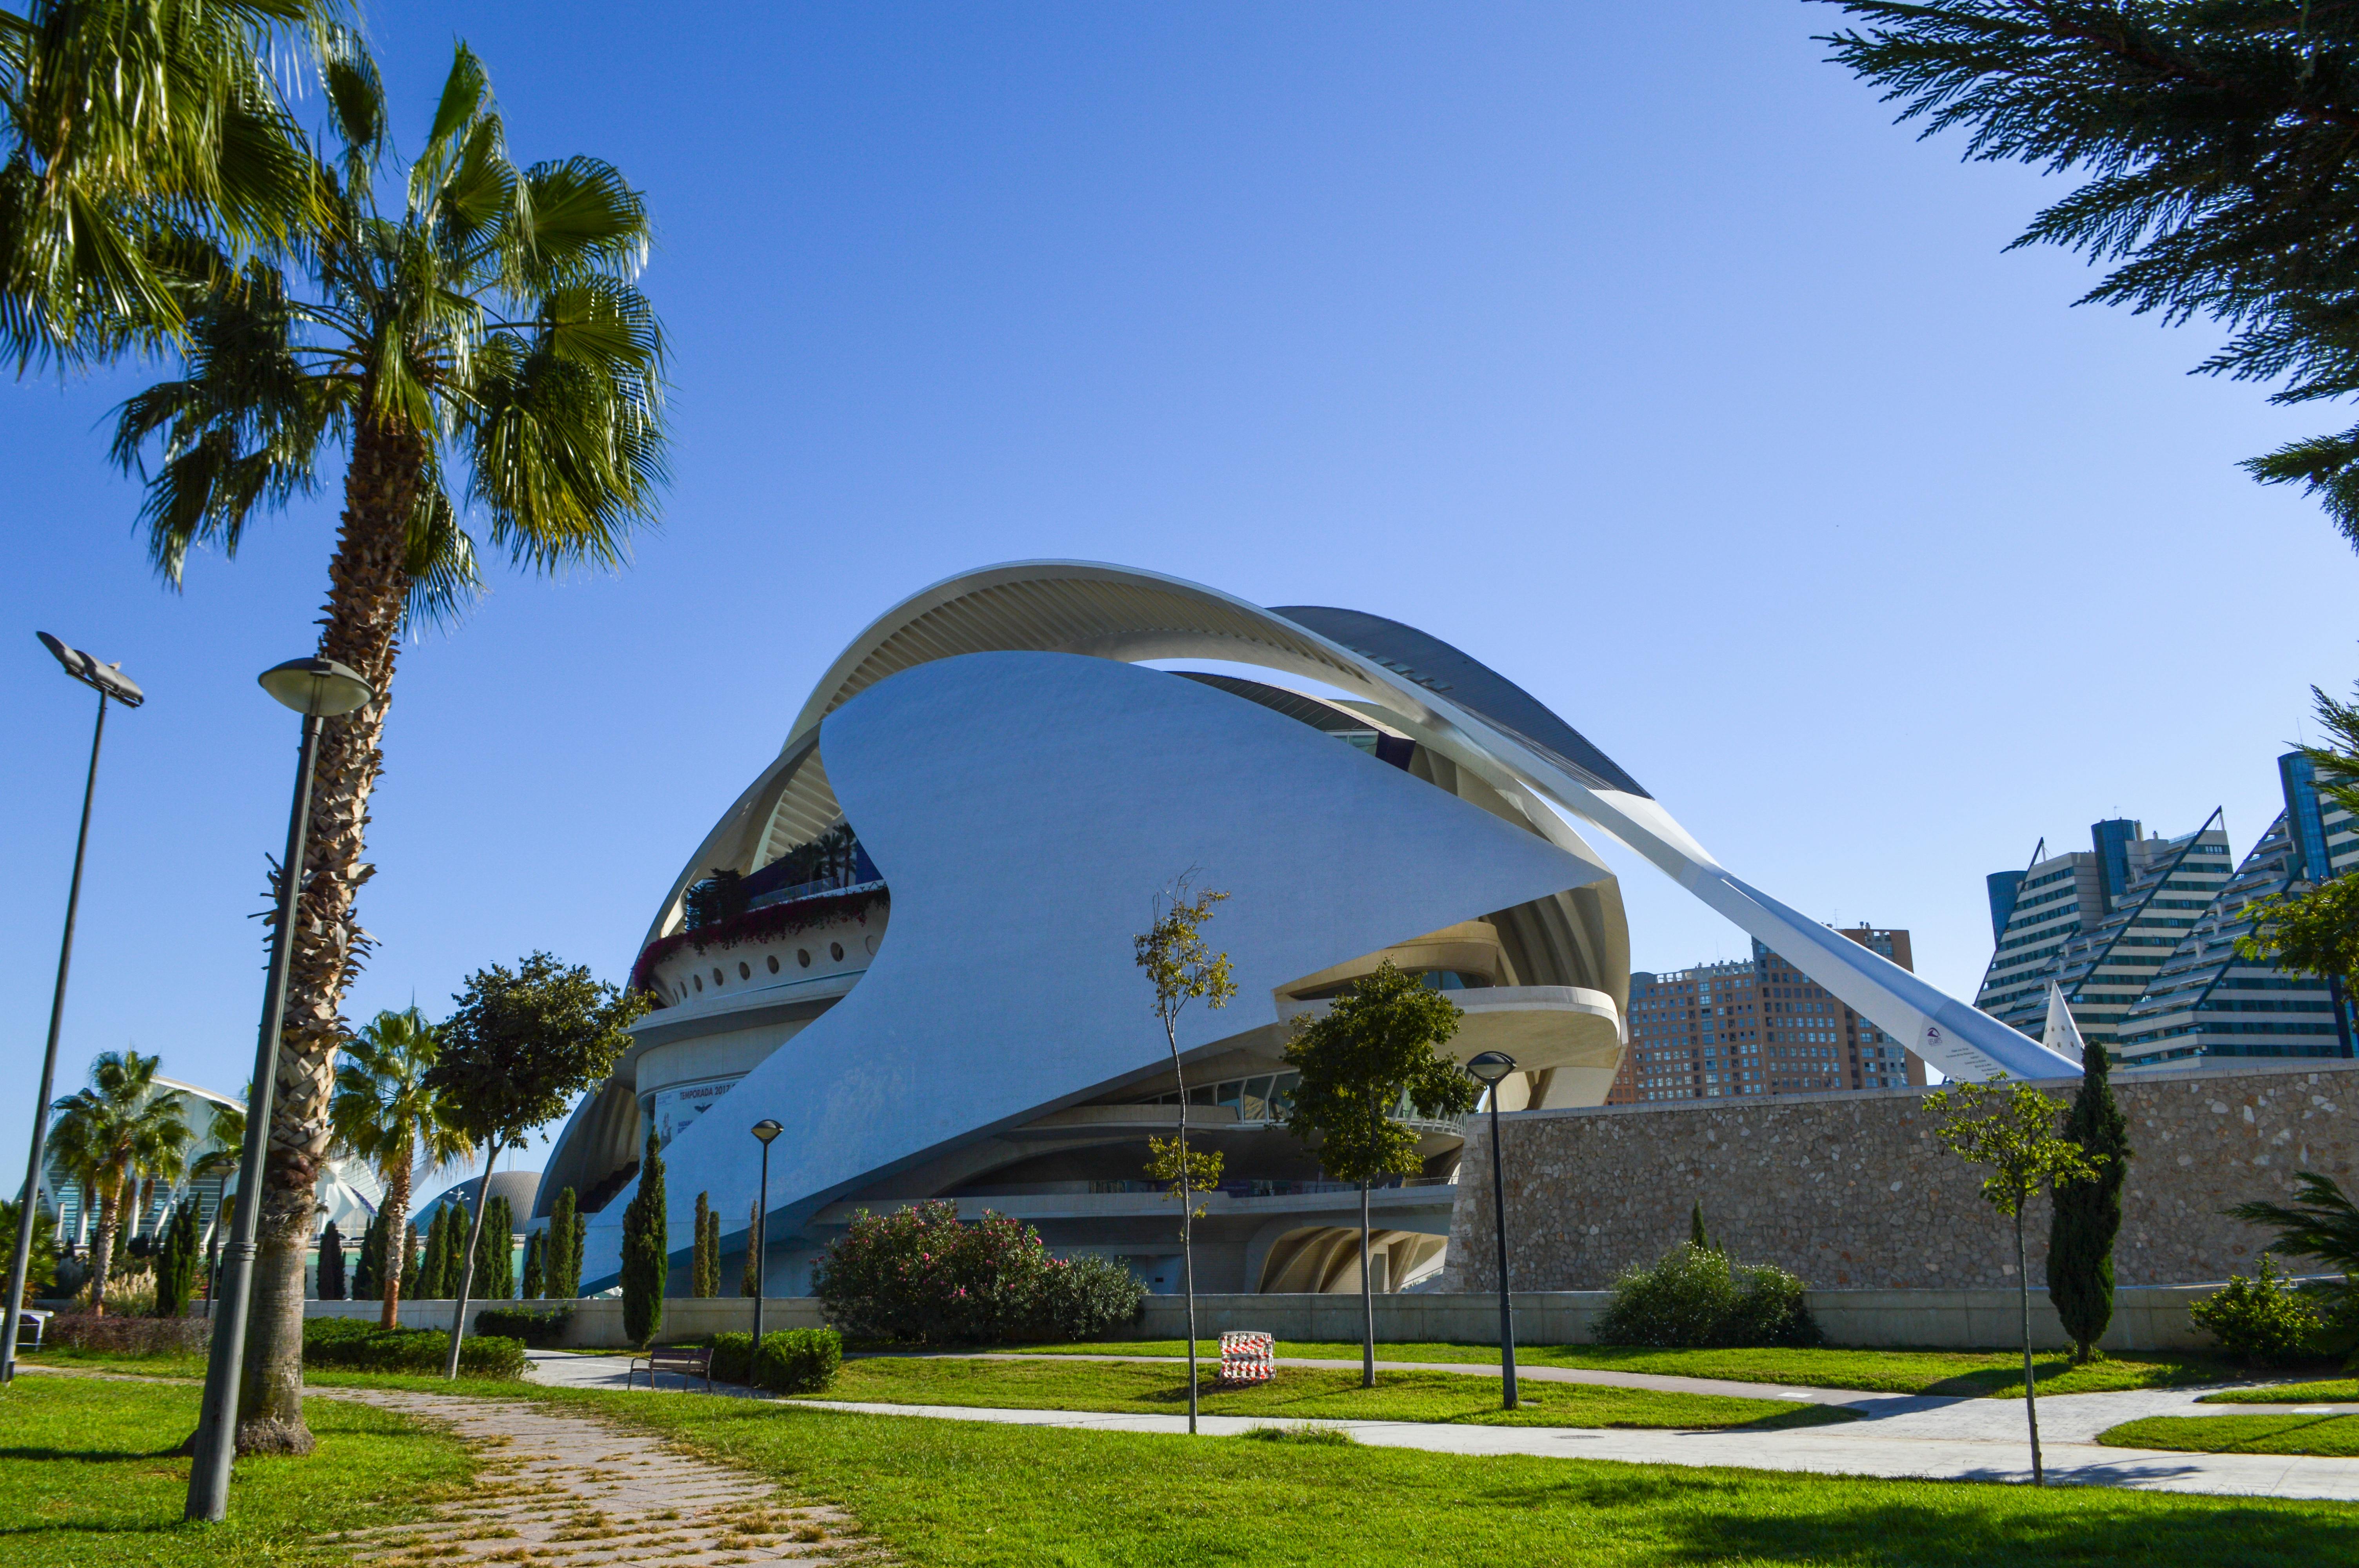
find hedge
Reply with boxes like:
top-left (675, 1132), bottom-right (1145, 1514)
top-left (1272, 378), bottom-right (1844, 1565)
top-left (301, 1316), bottom-right (528, 1379)
top-left (708, 1327), bottom-right (841, 1393)
top-left (475, 1306), bottom-right (574, 1348)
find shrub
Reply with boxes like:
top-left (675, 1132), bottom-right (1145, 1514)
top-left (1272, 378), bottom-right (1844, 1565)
top-left (709, 1330), bottom-right (755, 1385)
top-left (475, 1306), bottom-right (573, 1347)
top-left (300, 1316), bottom-right (528, 1378)
top-left (1593, 1243), bottom-right (1823, 1349)
top-left (752, 1327), bottom-right (842, 1393)
top-left (2191, 1257), bottom-right (2324, 1365)
top-left (42, 1309), bottom-right (209, 1357)
top-left (813, 1200), bottom-right (1145, 1345)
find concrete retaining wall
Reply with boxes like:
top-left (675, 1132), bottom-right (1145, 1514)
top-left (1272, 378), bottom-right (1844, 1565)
top-left (303, 1285), bottom-right (2220, 1351)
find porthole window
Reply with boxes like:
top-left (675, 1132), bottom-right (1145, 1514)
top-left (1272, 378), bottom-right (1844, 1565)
top-left (738, 961), bottom-right (751, 980)
top-left (798, 949), bottom-right (811, 968)
top-left (865, 934), bottom-right (879, 956)
top-left (767, 954), bottom-right (780, 974)
top-left (830, 941), bottom-right (844, 962)
top-left (712, 967), bottom-right (724, 986)
top-left (693, 975), bottom-right (703, 992)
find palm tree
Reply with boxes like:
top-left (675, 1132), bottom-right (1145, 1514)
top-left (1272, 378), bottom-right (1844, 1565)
top-left (2, 0), bottom-right (334, 369)
top-left (44, 1050), bottom-right (192, 1313)
top-left (190, 1097), bottom-right (244, 1261)
top-left (330, 1006), bottom-right (466, 1328)
top-left (107, 37), bottom-right (664, 1453)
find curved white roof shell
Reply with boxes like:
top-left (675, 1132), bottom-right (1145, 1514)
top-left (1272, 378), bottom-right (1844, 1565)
top-left (647, 561), bottom-right (2070, 1085)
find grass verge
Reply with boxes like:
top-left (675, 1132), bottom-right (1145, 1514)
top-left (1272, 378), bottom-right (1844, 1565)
top-left (0, 1371), bottom-right (474, 1567)
top-left (2200, 1379), bottom-right (2359, 1405)
top-left (2098, 1413), bottom-right (2359, 1457)
top-left (806, 1354), bottom-right (1848, 1429)
top-left (590, 1390), bottom-right (2359, 1566)
top-left (1000, 1339), bottom-right (2248, 1397)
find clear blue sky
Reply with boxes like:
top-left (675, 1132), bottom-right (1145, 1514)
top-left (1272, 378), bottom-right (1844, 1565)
top-left (5, 4), bottom-right (2351, 1167)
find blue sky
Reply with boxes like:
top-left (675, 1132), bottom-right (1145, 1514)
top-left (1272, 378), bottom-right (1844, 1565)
top-left (5, 3), bottom-right (2352, 1168)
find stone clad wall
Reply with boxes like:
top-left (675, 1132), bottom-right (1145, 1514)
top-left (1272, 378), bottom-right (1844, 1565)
top-left (1443, 1060), bottom-right (2358, 1292)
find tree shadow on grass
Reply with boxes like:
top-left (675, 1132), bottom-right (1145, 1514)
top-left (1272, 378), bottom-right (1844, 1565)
top-left (1478, 1466), bottom-right (2359, 1566)
top-left (0, 1443), bottom-right (183, 1463)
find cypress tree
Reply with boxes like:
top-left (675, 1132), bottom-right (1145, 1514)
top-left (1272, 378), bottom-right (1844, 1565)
top-left (155, 1201), bottom-right (200, 1316)
top-left (421, 1203), bottom-right (451, 1298)
top-left (692, 1191), bottom-right (714, 1297)
top-left (317, 1220), bottom-right (348, 1301)
top-left (704, 1204), bottom-right (720, 1298)
top-left (522, 1228), bottom-right (545, 1300)
top-left (473, 1195), bottom-right (514, 1301)
top-left (353, 1211), bottom-right (380, 1300)
top-left (400, 1222), bottom-right (421, 1301)
top-left (620, 1129), bottom-right (667, 1347)
top-left (741, 1197), bottom-right (761, 1298)
top-left (1689, 1201), bottom-right (1714, 1254)
top-left (2048, 1034), bottom-right (2132, 1363)
top-left (547, 1186), bottom-right (580, 1299)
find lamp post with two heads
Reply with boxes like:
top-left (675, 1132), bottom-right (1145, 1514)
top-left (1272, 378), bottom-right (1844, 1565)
top-left (186, 658), bottom-right (376, 1524)
top-left (2, 635), bottom-right (144, 1388)
top-left (749, 1120), bottom-right (781, 1347)
top-left (1464, 1050), bottom-right (1519, 1411)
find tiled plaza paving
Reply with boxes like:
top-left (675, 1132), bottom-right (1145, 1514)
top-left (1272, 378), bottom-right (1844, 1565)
top-left (319, 1385), bottom-right (886, 1566)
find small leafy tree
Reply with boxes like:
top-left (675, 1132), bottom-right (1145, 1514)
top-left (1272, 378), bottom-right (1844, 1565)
top-left (1923, 1078), bottom-right (2102, 1486)
top-left (425, 953), bottom-right (645, 1376)
top-left (547, 1186), bottom-right (582, 1300)
top-left (314, 1220), bottom-right (347, 1303)
top-left (521, 1228), bottom-right (545, 1300)
top-left (2047, 1006), bottom-right (2132, 1363)
top-left (1133, 877), bottom-right (1235, 1434)
top-left (0, 1200), bottom-right (60, 1299)
top-left (620, 1129), bottom-right (667, 1348)
top-left (1283, 961), bottom-right (1475, 1387)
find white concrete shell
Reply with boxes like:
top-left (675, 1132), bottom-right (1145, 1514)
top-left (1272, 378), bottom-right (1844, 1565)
top-left (554, 561), bottom-right (2070, 1292)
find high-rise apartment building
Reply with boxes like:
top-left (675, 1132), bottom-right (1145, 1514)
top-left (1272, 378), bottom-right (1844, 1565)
top-left (1976, 755), bottom-right (2359, 1070)
top-left (1608, 926), bottom-right (1928, 1104)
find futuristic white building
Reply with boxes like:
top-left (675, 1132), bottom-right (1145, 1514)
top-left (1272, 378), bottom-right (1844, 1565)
top-left (546, 562), bottom-right (2074, 1295)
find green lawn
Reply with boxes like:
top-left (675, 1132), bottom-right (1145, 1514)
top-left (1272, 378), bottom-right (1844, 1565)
top-left (806, 1354), bottom-right (1850, 1430)
top-left (592, 1391), bottom-right (2359, 1566)
top-left (22, 1344), bottom-right (210, 1380)
top-left (13, 1359), bottom-right (2359, 1565)
top-left (2099, 1413), bottom-right (2359, 1457)
top-left (0, 1372), bottom-right (474, 1567)
top-left (2200, 1379), bottom-right (2359, 1405)
top-left (1003, 1339), bottom-right (2244, 1397)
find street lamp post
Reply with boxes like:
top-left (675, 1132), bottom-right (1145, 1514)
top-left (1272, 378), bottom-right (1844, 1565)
top-left (2, 634), bottom-right (143, 1388)
top-left (1464, 1050), bottom-right (1519, 1411)
top-left (185, 658), bottom-right (375, 1524)
top-left (749, 1120), bottom-right (781, 1348)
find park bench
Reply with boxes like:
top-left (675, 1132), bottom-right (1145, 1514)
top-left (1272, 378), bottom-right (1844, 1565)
top-left (628, 1342), bottom-right (712, 1392)
top-left (12, 1308), bottom-right (49, 1351)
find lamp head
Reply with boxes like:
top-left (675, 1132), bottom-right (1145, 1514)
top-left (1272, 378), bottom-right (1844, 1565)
top-left (751, 1119), bottom-right (783, 1145)
top-left (1465, 1051), bottom-right (1518, 1088)
top-left (38, 632), bottom-right (144, 707)
top-left (258, 657), bottom-right (374, 717)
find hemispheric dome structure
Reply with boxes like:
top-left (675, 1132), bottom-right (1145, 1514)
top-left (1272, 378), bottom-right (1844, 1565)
top-left (545, 562), bottom-right (2074, 1296)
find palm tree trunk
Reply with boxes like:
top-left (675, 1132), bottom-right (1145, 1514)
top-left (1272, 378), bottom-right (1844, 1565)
top-left (88, 1184), bottom-right (120, 1314)
top-left (378, 1158), bottom-right (412, 1329)
top-left (240, 409), bottom-right (425, 1455)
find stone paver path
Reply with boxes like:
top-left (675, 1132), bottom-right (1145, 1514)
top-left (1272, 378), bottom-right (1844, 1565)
top-left (315, 1386), bottom-right (884, 1567)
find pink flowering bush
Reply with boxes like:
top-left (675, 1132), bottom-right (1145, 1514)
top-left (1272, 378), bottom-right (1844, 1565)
top-left (812, 1200), bottom-right (1144, 1344)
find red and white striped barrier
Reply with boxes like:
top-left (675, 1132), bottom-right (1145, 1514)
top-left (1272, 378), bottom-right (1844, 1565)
top-left (1218, 1330), bottom-right (1274, 1384)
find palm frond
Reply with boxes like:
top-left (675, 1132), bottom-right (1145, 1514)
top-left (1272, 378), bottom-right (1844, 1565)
top-left (2229, 1171), bottom-right (2359, 1278)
